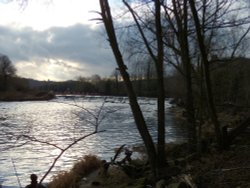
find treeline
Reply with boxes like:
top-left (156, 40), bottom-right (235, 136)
top-left (0, 54), bottom-right (55, 101)
top-left (1, 53), bottom-right (250, 106)
top-left (33, 57), bottom-right (250, 107)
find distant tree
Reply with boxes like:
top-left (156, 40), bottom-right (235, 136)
top-left (11, 77), bottom-right (30, 91)
top-left (90, 74), bottom-right (101, 84)
top-left (0, 54), bottom-right (16, 91)
top-left (110, 69), bottom-right (120, 94)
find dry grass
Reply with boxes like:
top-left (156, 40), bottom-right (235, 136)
top-left (48, 155), bottom-right (101, 188)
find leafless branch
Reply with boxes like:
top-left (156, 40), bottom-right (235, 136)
top-left (123, 0), bottom-right (157, 63)
top-left (39, 129), bottom-right (105, 183)
top-left (231, 26), bottom-right (250, 58)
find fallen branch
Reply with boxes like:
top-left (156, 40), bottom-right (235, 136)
top-left (111, 144), bottom-right (126, 163)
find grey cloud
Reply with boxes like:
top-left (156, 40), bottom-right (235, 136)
top-left (52, 60), bottom-right (85, 72)
top-left (0, 24), bottom-right (115, 79)
top-left (0, 26), bottom-right (47, 61)
top-left (44, 24), bottom-right (110, 64)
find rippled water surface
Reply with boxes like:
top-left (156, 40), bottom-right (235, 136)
top-left (0, 96), bottom-right (187, 187)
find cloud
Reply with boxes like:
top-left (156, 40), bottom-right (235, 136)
top-left (15, 59), bottom-right (86, 81)
top-left (0, 24), bottom-right (115, 81)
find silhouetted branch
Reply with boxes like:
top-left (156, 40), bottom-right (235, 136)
top-left (0, 130), bottom-right (31, 151)
top-left (231, 26), bottom-right (250, 58)
top-left (0, 97), bottom-right (113, 185)
top-left (39, 129), bottom-right (105, 183)
top-left (20, 135), bottom-right (63, 150)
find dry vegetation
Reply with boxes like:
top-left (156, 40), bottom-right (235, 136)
top-left (189, 130), bottom-right (250, 188)
top-left (167, 106), bottom-right (250, 188)
top-left (48, 155), bottom-right (101, 188)
top-left (47, 135), bottom-right (250, 188)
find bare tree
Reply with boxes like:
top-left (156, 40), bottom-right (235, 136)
top-left (161, 0), bottom-right (197, 150)
top-left (0, 54), bottom-right (16, 91)
top-left (123, 0), bottom-right (166, 167)
top-left (161, 0), bottom-right (250, 150)
top-left (98, 0), bottom-right (159, 178)
top-left (187, 0), bottom-right (249, 148)
top-left (188, 0), bottom-right (223, 147)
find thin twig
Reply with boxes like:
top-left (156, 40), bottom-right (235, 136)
top-left (11, 158), bottom-right (22, 188)
top-left (39, 130), bottom-right (105, 184)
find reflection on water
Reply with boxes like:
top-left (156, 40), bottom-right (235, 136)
top-left (0, 96), bottom-right (187, 187)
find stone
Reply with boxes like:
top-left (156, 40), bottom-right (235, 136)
top-left (156, 179), bottom-right (166, 188)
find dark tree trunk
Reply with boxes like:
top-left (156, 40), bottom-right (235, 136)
top-left (99, 0), bottom-right (158, 178)
top-left (122, 0), bottom-right (166, 176)
top-left (171, 0), bottom-right (197, 150)
top-left (189, 0), bottom-right (223, 147)
top-left (155, 0), bottom-right (166, 173)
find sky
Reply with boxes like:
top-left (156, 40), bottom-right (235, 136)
top-left (0, 0), bottom-right (119, 81)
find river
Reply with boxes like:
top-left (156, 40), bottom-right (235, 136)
top-left (0, 95), bottom-right (187, 187)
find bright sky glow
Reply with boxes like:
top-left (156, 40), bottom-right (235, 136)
top-left (0, 0), bottom-right (101, 30)
top-left (0, 0), bottom-right (118, 81)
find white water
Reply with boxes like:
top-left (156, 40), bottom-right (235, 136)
top-left (0, 96), bottom-right (187, 187)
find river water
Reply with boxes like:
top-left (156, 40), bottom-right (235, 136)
top-left (0, 96), bottom-right (187, 187)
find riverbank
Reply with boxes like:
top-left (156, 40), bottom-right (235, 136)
top-left (0, 91), bottom-right (55, 101)
top-left (46, 128), bottom-right (250, 188)
top-left (45, 105), bottom-right (250, 188)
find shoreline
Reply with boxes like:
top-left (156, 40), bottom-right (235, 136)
top-left (0, 91), bottom-right (55, 102)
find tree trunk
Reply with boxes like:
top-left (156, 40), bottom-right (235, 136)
top-left (99, 0), bottom-right (158, 177)
top-left (155, 0), bottom-right (166, 173)
top-left (122, 0), bottom-right (166, 176)
top-left (188, 0), bottom-right (223, 147)
top-left (172, 0), bottom-right (197, 151)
